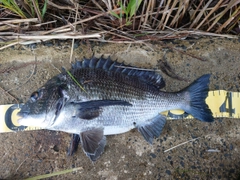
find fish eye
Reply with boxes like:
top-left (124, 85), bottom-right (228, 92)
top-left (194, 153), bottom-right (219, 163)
top-left (30, 92), bottom-right (39, 102)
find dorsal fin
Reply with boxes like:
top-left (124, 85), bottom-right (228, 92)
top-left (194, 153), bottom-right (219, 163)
top-left (72, 56), bottom-right (165, 89)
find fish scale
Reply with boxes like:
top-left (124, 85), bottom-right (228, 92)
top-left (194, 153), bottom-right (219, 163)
top-left (18, 56), bottom-right (213, 162)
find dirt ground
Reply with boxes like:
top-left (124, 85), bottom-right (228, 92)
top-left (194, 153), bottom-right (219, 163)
top-left (0, 37), bottom-right (240, 179)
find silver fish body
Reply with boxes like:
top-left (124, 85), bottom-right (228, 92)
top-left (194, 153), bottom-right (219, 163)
top-left (18, 57), bottom-right (213, 161)
top-left (49, 91), bottom-right (186, 135)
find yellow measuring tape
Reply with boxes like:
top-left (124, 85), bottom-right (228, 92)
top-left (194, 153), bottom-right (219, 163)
top-left (1, 90), bottom-right (239, 133)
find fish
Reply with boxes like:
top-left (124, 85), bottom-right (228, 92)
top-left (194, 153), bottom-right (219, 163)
top-left (17, 56), bottom-right (214, 162)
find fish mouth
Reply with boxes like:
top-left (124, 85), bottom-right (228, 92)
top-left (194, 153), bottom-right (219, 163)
top-left (17, 112), bottom-right (27, 125)
top-left (17, 111), bottom-right (29, 118)
top-left (17, 110), bottom-right (50, 128)
top-left (17, 112), bottom-right (39, 126)
top-left (17, 111), bottom-right (32, 126)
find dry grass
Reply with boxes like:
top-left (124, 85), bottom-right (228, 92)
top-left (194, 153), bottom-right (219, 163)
top-left (0, 0), bottom-right (239, 49)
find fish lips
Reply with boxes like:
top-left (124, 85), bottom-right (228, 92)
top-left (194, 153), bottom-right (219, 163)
top-left (17, 111), bottom-right (32, 126)
top-left (17, 110), bottom-right (29, 118)
top-left (17, 111), bottom-right (48, 128)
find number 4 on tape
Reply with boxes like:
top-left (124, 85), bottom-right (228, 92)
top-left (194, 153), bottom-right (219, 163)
top-left (207, 90), bottom-right (240, 118)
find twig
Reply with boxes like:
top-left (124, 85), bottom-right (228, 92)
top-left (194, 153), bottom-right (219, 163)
top-left (15, 157), bottom-right (28, 173)
top-left (114, 65), bottom-right (160, 71)
top-left (47, 1), bottom-right (74, 10)
top-left (164, 137), bottom-right (199, 153)
top-left (6, 33), bottom-right (102, 40)
top-left (207, 149), bottom-right (221, 152)
top-left (163, 45), bottom-right (206, 61)
top-left (31, 0), bottom-right (42, 22)
top-left (90, 39), bottom-right (146, 43)
top-left (0, 41), bottom-right (20, 51)
top-left (0, 33), bottom-right (102, 51)
top-left (41, 11), bottom-right (109, 35)
top-left (70, 3), bottom-right (79, 63)
top-left (7, 60), bottom-right (37, 93)
top-left (126, 43), bottom-right (131, 52)
top-left (0, 62), bottom-right (40, 74)
top-left (0, 66), bottom-right (14, 73)
top-left (0, 86), bottom-right (19, 104)
top-left (0, 18), bottom-right (38, 24)
top-left (93, 0), bottom-right (106, 12)
top-left (50, 64), bottom-right (61, 73)
top-left (94, 21), bottom-right (137, 41)
top-left (172, 47), bottom-right (206, 61)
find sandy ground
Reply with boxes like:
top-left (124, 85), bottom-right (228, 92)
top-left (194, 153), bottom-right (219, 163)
top-left (0, 37), bottom-right (240, 179)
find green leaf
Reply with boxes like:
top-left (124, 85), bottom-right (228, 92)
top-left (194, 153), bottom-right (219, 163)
top-left (126, 21), bottom-right (132, 26)
top-left (127, 0), bottom-right (135, 14)
top-left (110, 11), bottom-right (120, 19)
top-left (41, 0), bottom-right (48, 19)
top-left (120, 2), bottom-right (127, 17)
top-left (128, 0), bottom-right (143, 18)
top-left (25, 0), bottom-right (35, 18)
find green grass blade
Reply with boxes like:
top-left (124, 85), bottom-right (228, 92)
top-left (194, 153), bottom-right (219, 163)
top-left (66, 70), bottom-right (88, 94)
top-left (41, 0), bottom-right (48, 19)
top-left (110, 11), bottom-right (120, 19)
top-left (24, 167), bottom-right (83, 180)
top-left (127, 0), bottom-right (143, 18)
top-left (0, 0), bottom-right (27, 18)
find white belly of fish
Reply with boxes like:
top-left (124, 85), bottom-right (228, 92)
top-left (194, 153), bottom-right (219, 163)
top-left (103, 126), bottom-right (134, 135)
top-left (50, 103), bottom-right (162, 135)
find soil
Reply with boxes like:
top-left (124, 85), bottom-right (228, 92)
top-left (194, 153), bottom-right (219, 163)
top-left (0, 37), bottom-right (240, 179)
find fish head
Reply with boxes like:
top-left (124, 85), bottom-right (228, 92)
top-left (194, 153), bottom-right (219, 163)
top-left (18, 75), bottom-right (70, 128)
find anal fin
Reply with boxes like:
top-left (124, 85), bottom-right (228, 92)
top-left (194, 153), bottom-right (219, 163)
top-left (137, 114), bottom-right (166, 144)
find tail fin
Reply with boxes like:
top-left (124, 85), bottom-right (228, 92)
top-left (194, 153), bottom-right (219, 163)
top-left (182, 74), bottom-right (214, 122)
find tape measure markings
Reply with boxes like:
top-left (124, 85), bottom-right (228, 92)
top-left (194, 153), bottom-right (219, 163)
top-left (0, 90), bottom-right (239, 133)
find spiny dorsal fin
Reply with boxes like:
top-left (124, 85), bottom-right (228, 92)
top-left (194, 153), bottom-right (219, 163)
top-left (72, 56), bottom-right (165, 89)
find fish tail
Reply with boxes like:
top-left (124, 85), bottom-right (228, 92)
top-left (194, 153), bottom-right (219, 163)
top-left (182, 74), bottom-right (213, 122)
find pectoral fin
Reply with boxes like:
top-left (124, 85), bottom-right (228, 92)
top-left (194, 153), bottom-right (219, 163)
top-left (137, 114), bottom-right (166, 144)
top-left (80, 127), bottom-right (106, 162)
top-left (76, 100), bottom-right (132, 120)
top-left (78, 107), bottom-right (102, 120)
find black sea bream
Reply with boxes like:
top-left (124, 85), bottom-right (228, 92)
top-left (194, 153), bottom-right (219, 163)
top-left (18, 57), bottom-right (213, 161)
